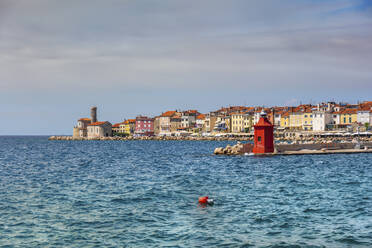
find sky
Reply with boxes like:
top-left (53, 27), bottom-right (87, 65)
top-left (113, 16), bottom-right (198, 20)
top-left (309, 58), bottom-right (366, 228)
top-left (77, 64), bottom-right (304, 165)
top-left (1, 0), bottom-right (372, 135)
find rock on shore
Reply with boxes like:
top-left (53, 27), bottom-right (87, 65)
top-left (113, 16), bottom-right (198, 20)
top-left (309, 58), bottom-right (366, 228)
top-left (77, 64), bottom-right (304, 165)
top-left (214, 142), bottom-right (244, 155)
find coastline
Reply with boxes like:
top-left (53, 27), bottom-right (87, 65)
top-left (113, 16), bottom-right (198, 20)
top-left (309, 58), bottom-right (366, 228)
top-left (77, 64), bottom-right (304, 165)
top-left (48, 135), bottom-right (372, 142)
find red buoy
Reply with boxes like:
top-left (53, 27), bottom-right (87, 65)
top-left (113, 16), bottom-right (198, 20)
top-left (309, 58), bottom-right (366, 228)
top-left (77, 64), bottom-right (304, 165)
top-left (198, 196), bottom-right (208, 204)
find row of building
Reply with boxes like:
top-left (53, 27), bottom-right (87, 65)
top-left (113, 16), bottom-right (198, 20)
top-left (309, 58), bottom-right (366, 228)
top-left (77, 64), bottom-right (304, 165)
top-left (73, 101), bottom-right (372, 138)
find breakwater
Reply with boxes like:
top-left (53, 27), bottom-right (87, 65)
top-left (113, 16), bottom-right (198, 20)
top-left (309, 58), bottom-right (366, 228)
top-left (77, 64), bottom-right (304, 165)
top-left (214, 141), bottom-right (372, 155)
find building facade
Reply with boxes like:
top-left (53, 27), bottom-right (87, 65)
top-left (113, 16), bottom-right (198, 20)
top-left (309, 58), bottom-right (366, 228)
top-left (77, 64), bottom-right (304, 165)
top-left (135, 116), bottom-right (154, 136)
top-left (87, 121), bottom-right (112, 138)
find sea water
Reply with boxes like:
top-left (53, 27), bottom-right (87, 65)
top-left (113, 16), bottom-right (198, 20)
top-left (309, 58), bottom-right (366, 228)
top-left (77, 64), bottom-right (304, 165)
top-left (0, 136), bottom-right (371, 247)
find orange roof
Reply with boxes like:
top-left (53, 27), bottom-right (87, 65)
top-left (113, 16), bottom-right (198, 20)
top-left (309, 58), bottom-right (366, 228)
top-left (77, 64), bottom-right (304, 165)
top-left (196, 114), bottom-right (205, 120)
top-left (358, 106), bottom-right (371, 111)
top-left (112, 123), bottom-right (121, 128)
top-left (161, 111), bottom-right (177, 117)
top-left (78, 118), bottom-right (91, 122)
top-left (186, 110), bottom-right (198, 114)
top-left (88, 121), bottom-right (107, 126)
top-left (360, 101), bottom-right (372, 108)
top-left (340, 109), bottom-right (357, 114)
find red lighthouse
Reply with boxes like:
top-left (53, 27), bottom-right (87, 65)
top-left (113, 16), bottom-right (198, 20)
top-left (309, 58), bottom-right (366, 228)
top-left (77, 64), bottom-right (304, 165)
top-left (253, 110), bottom-right (274, 154)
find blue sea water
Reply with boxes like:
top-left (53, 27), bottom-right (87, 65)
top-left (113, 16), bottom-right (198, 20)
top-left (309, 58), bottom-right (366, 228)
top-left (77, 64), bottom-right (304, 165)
top-left (0, 136), bottom-right (371, 247)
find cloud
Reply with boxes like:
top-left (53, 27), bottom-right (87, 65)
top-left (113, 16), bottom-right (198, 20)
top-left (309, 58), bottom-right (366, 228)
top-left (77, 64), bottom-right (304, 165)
top-left (0, 0), bottom-right (371, 134)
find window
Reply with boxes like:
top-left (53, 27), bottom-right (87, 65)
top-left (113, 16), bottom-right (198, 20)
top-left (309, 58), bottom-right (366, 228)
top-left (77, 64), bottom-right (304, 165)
top-left (304, 115), bottom-right (307, 118)
top-left (258, 136), bottom-right (261, 143)
top-left (310, 115), bottom-right (312, 118)
top-left (344, 117), bottom-right (346, 123)
top-left (349, 117), bottom-right (352, 123)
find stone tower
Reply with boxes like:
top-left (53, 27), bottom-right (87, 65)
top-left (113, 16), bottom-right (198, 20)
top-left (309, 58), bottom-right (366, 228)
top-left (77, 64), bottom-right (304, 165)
top-left (91, 106), bottom-right (97, 123)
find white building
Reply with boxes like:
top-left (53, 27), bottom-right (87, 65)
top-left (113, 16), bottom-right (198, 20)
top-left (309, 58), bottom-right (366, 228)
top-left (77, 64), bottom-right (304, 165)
top-left (87, 121), bottom-right (112, 138)
top-left (357, 108), bottom-right (371, 124)
top-left (74, 118), bottom-right (91, 138)
top-left (312, 111), bottom-right (332, 131)
top-left (196, 114), bottom-right (205, 129)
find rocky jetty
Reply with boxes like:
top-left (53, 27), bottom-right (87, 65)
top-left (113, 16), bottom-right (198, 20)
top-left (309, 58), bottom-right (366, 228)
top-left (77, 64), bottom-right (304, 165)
top-left (214, 142), bottom-right (245, 155)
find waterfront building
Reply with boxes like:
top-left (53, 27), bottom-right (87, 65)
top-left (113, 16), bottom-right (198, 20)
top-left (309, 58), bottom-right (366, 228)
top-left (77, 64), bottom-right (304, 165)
top-left (280, 111), bottom-right (291, 130)
top-left (135, 116), bottom-right (154, 136)
top-left (73, 118), bottom-right (91, 138)
top-left (158, 111), bottom-right (181, 135)
top-left (340, 109), bottom-right (357, 125)
top-left (73, 106), bottom-right (100, 138)
top-left (332, 111), bottom-right (341, 126)
top-left (204, 114), bottom-right (211, 133)
top-left (273, 111), bottom-right (282, 127)
top-left (87, 121), bottom-right (112, 138)
top-left (112, 123), bottom-right (121, 134)
top-left (213, 115), bottom-right (229, 133)
top-left (181, 110), bottom-right (199, 129)
top-left (205, 112), bottom-right (219, 133)
top-left (170, 116), bottom-right (182, 132)
top-left (231, 112), bottom-right (244, 133)
top-left (289, 110), bottom-right (303, 130)
top-left (231, 111), bottom-right (253, 133)
top-left (153, 117), bottom-right (160, 136)
top-left (357, 107), bottom-right (372, 125)
top-left (113, 121), bottom-right (127, 134)
top-left (121, 119), bottom-right (136, 135)
top-left (196, 114), bottom-right (205, 131)
top-left (312, 108), bottom-right (332, 132)
top-left (302, 108), bottom-right (313, 131)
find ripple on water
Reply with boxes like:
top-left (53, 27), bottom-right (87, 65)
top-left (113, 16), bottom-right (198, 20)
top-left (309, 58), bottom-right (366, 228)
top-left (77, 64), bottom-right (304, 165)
top-left (0, 137), bottom-right (371, 247)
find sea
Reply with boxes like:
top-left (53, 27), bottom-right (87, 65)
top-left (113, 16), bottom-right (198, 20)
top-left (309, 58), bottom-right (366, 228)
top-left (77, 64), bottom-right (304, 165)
top-left (0, 136), bottom-right (371, 247)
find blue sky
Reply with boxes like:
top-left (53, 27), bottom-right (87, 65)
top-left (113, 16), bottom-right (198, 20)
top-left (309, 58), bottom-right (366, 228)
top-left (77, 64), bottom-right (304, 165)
top-left (0, 0), bottom-right (371, 135)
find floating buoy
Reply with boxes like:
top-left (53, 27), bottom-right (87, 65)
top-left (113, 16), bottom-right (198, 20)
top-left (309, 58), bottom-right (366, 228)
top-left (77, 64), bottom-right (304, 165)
top-left (198, 196), bottom-right (214, 206)
top-left (198, 196), bottom-right (208, 204)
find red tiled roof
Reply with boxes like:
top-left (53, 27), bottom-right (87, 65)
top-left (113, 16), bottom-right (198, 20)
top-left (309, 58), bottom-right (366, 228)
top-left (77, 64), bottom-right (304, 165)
top-left (358, 106), bottom-right (371, 111)
top-left (187, 110), bottom-right (198, 114)
top-left (161, 111), bottom-right (176, 117)
top-left (196, 114), bottom-right (205, 120)
top-left (340, 109), bottom-right (357, 114)
top-left (78, 118), bottom-right (91, 121)
top-left (88, 121), bottom-right (107, 126)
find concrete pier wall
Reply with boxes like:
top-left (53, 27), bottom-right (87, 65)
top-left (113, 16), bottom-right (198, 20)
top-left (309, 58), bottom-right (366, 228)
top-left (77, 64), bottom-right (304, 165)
top-left (275, 142), bottom-right (372, 152)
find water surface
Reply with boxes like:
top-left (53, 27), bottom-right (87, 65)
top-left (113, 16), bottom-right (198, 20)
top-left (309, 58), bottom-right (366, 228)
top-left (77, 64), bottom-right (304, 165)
top-left (0, 136), bottom-right (371, 247)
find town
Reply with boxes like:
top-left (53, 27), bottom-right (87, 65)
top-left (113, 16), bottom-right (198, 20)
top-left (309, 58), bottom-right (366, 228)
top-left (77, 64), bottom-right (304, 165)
top-left (59, 100), bottom-right (372, 141)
